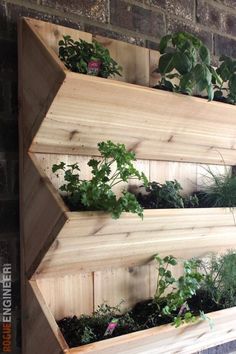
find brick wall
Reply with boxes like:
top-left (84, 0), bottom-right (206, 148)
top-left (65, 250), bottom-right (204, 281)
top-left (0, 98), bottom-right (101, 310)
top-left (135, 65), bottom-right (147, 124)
top-left (0, 1), bottom-right (236, 353)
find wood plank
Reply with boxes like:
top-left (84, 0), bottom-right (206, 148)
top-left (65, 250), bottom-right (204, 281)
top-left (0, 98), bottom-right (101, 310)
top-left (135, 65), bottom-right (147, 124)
top-left (25, 280), bottom-right (67, 354)
top-left (95, 35), bottom-right (150, 86)
top-left (149, 161), bottom-right (198, 195)
top-left (65, 307), bottom-right (236, 354)
top-left (26, 17), bottom-right (92, 56)
top-left (35, 208), bottom-right (236, 275)
top-left (36, 273), bottom-right (94, 320)
top-left (31, 72), bottom-right (236, 165)
top-left (19, 18), bottom-right (65, 151)
top-left (149, 49), bottom-right (160, 88)
top-left (23, 153), bottom-right (68, 277)
top-left (94, 265), bottom-right (152, 312)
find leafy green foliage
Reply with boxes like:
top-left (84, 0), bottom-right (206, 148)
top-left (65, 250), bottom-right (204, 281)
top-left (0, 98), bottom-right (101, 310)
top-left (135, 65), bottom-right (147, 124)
top-left (52, 140), bottom-right (148, 219)
top-left (135, 180), bottom-right (199, 209)
top-left (156, 32), bottom-right (220, 100)
top-left (215, 55), bottom-right (236, 104)
top-left (200, 251), bottom-right (236, 309)
top-left (197, 167), bottom-right (236, 208)
top-left (154, 254), bottom-right (203, 327)
top-left (59, 35), bottom-right (122, 78)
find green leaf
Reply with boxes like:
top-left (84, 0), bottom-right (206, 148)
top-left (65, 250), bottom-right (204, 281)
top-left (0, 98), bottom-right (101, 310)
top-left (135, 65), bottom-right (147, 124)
top-left (158, 53), bottom-right (175, 74)
top-left (199, 45), bottom-right (210, 65)
top-left (159, 34), bottom-right (172, 54)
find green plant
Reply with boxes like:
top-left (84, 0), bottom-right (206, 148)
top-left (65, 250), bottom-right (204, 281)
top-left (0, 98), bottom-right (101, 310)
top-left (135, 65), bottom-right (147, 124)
top-left (59, 35), bottom-right (122, 78)
top-left (58, 303), bottom-right (139, 348)
top-left (156, 32), bottom-right (220, 100)
top-left (52, 140), bottom-right (148, 219)
top-left (214, 55), bottom-right (236, 104)
top-left (200, 251), bottom-right (236, 309)
top-left (197, 167), bottom-right (236, 208)
top-left (135, 180), bottom-right (199, 209)
top-left (154, 254), bottom-right (203, 327)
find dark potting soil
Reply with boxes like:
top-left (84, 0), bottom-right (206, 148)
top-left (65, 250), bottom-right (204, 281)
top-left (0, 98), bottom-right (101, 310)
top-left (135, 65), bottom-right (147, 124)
top-left (57, 291), bottom-right (223, 348)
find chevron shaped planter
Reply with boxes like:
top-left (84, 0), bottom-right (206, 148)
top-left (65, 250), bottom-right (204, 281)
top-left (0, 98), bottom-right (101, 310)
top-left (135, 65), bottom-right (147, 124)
top-left (19, 18), bottom-right (236, 354)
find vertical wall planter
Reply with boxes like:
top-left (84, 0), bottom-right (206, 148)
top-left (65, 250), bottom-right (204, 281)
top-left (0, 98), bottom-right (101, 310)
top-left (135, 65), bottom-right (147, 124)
top-left (19, 18), bottom-right (236, 354)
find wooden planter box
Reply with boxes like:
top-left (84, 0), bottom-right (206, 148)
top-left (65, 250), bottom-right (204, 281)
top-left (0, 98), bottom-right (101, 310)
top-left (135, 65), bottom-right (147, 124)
top-left (18, 17), bottom-right (236, 354)
top-left (28, 280), bottom-right (236, 354)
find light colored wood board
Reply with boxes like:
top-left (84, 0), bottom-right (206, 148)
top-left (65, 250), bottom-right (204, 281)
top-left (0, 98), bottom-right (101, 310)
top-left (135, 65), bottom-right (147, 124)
top-left (31, 72), bottom-right (236, 165)
top-left (93, 266), bottom-right (151, 312)
top-left (35, 208), bottom-right (236, 275)
top-left (36, 273), bottom-right (94, 320)
top-left (93, 263), bottom-right (181, 312)
top-left (26, 17), bottom-right (92, 57)
top-left (35, 153), bottom-right (150, 198)
top-left (61, 208), bottom-right (236, 237)
top-left (95, 35), bottom-right (150, 86)
top-left (65, 307), bottom-right (236, 354)
top-left (37, 227), bottom-right (236, 275)
top-left (24, 280), bottom-right (67, 354)
top-left (19, 18), bottom-right (65, 150)
top-left (197, 164), bottom-right (232, 191)
top-left (23, 153), bottom-right (67, 276)
top-left (149, 161), bottom-right (198, 195)
top-left (149, 49), bottom-right (160, 88)
top-left (35, 153), bottom-right (93, 193)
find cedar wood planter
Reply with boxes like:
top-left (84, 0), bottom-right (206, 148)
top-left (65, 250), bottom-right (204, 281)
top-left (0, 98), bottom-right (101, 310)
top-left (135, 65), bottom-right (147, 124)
top-left (18, 18), bottom-right (236, 354)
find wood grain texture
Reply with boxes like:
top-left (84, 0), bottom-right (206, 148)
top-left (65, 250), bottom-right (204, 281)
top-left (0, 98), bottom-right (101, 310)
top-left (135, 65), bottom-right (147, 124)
top-left (23, 153), bottom-right (68, 277)
top-left (19, 18), bottom-right (65, 151)
top-left (36, 273), bottom-right (94, 320)
top-left (31, 72), bottom-right (236, 165)
top-left (65, 307), bottom-right (236, 354)
top-left (36, 208), bottom-right (236, 276)
top-left (19, 18), bottom-right (236, 354)
top-left (24, 280), bottom-right (68, 354)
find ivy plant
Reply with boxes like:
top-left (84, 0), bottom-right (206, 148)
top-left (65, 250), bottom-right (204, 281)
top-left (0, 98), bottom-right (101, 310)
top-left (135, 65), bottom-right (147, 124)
top-left (52, 140), bottom-right (148, 219)
top-left (154, 254), bottom-right (203, 327)
top-left (156, 32), bottom-right (221, 100)
top-left (214, 55), bottom-right (236, 104)
top-left (59, 35), bottom-right (122, 78)
top-left (135, 180), bottom-right (199, 209)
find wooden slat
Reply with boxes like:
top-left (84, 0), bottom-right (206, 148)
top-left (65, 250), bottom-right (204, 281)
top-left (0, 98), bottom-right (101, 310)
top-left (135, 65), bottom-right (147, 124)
top-left (95, 35), bottom-right (150, 86)
top-left (31, 72), bottom-right (236, 165)
top-left (19, 18), bottom-right (65, 150)
top-left (149, 161), bottom-right (198, 195)
top-left (26, 17), bottom-right (92, 56)
top-left (65, 307), bottom-right (236, 354)
top-left (35, 208), bottom-right (236, 275)
top-left (24, 280), bottom-right (68, 354)
top-left (23, 153), bottom-right (68, 276)
top-left (94, 265), bottom-right (152, 312)
top-left (36, 273), bottom-right (94, 320)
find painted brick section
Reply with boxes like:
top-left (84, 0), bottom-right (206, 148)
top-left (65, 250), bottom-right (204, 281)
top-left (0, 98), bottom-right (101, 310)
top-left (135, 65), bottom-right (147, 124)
top-left (110, 0), bottom-right (166, 38)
